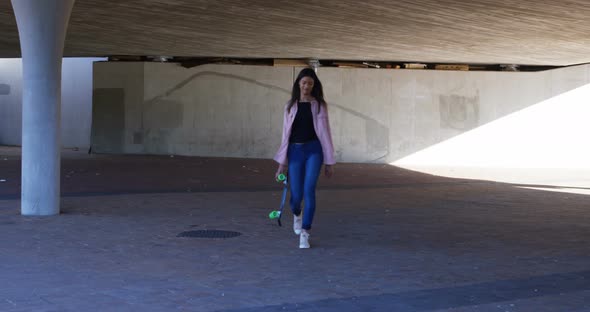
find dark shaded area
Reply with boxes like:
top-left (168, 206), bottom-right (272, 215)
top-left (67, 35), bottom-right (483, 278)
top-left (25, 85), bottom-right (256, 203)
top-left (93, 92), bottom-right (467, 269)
top-left (90, 88), bottom-right (125, 153)
top-left (0, 151), bottom-right (485, 200)
top-left (218, 271), bottom-right (590, 311)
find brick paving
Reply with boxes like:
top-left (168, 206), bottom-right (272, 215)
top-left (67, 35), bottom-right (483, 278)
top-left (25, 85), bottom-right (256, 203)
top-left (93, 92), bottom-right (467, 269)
top-left (0, 147), bottom-right (588, 311)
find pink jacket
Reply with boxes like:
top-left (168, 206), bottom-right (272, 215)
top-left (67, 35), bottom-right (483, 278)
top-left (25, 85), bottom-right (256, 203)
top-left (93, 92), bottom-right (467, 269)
top-left (274, 99), bottom-right (336, 166)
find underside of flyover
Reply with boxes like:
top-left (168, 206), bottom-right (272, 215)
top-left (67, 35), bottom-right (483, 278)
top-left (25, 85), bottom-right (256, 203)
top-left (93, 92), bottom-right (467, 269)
top-left (1, 0), bottom-right (590, 66)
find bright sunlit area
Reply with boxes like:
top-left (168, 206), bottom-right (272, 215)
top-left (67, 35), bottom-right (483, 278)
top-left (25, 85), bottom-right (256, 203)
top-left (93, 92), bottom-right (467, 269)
top-left (393, 82), bottom-right (590, 195)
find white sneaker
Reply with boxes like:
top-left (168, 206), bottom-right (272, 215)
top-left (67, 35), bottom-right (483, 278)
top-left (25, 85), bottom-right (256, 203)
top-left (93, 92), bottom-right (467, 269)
top-left (293, 214), bottom-right (302, 235)
top-left (299, 230), bottom-right (310, 249)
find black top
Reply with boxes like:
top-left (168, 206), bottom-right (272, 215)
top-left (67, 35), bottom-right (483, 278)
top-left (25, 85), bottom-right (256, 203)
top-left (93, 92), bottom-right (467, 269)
top-left (289, 102), bottom-right (318, 143)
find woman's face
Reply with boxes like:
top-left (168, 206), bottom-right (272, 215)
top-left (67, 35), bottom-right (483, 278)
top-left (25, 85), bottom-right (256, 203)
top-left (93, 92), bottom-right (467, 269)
top-left (299, 76), bottom-right (314, 96)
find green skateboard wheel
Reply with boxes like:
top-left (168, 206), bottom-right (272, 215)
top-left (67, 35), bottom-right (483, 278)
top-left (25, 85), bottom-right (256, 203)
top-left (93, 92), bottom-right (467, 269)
top-left (277, 173), bottom-right (286, 182)
top-left (269, 210), bottom-right (281, 219)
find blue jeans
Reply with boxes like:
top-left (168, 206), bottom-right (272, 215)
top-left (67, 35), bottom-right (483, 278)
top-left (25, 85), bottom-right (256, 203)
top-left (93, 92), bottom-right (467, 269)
top-left (287, 140), bottom-right (323, 230)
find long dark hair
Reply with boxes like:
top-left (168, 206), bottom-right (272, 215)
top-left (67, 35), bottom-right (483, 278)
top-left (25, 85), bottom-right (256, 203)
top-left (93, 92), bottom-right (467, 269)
top-left (288, 67), bottom-right (326, 112)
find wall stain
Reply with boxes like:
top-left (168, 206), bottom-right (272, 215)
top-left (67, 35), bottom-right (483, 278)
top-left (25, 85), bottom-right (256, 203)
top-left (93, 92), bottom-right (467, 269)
top-left (0, 84), bottom-right (10, 95)
top-left (439, 94), bottom-right (480, 131)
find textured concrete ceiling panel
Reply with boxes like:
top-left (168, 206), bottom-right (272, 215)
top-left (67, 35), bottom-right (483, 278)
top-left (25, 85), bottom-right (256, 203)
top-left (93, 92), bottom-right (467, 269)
top-left (1, 0), bottom-right (590, 65)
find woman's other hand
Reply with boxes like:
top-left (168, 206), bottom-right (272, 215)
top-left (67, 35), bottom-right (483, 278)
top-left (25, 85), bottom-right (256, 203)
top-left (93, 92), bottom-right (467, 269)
top-left (324, 165), bottom-right (333, 178)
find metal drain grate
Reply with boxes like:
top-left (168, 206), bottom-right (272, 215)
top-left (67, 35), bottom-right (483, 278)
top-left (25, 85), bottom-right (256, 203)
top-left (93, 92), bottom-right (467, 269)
top-left (177, 230), bottom-right (242, 239)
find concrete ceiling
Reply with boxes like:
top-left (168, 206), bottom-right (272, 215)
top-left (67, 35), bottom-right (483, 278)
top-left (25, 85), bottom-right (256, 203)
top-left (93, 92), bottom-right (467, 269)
top-left (1, 0), bottom-right (589, 66)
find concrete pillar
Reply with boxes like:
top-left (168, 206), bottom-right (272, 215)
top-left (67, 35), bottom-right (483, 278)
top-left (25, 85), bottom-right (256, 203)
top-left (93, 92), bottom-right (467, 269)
top-left (12, 0), bottom-right (75, 215)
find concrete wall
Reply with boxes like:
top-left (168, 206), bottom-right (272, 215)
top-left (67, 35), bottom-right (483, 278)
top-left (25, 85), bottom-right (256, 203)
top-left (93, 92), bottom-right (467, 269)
top-left (0, 59), bottom-right (22, 146)
top-left (394, 65), bottom-right (590, 170)
top-left (0, 57), bottom-right (101, 149)
top-left (91, 62), bottom-right (590, 164)
top-left (92, 62), bottom-right (291, 157)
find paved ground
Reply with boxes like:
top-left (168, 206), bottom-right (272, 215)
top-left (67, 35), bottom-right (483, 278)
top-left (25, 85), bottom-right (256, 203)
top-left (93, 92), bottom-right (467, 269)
top-left (0, 147), bottom-right (589, 312)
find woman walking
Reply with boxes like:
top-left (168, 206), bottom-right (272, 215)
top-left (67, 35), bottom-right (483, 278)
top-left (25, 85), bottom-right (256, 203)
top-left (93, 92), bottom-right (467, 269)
top-left (274, 67), bottom-right (336, 248)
